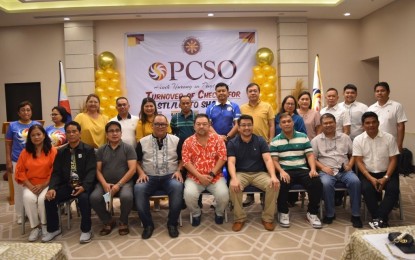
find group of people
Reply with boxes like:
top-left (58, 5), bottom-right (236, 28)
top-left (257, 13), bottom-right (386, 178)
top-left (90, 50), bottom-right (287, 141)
top-left (4, 80), bottom-right (405, 244)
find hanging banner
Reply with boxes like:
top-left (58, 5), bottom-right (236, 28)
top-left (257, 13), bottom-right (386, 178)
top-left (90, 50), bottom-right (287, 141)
top-left (125, 30), bottom-right (257, 118)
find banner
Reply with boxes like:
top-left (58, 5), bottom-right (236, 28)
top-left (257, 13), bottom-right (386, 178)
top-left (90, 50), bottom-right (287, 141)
top-left (125, 30), bottom-right (257, 118)
top-left (312, 54), bottom-right (323, 111)
top-left (58, 61), bottom-right (72, 122)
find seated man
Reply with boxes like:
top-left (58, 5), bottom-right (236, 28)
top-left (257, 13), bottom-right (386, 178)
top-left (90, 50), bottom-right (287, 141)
top-left (134, 114), bottom-right (184, 239)
top-left (227, 114), bottom-right (280, 232)
top-left (353, 111), bottom-right (400, 229)
top-left (182, 113), bottom-right (229, 226)
top-left (311, 113), bottom-right (362, 228)
top-left (43, 121), bottom-right (97, 243)
top-left (90, 121), bottom-right (137, 236)
top-left (270, 112), bottom-right (323, 229)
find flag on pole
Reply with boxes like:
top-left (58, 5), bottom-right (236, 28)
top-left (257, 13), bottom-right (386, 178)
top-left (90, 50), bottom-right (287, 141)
top-left (312, 55), bottom-right (323, 111)
top-left (58, 61), bottom-right (72, 122)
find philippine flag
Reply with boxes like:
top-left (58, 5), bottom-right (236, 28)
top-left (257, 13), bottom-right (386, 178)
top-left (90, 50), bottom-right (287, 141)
top-left (58, 61), bottom-right (72, 122)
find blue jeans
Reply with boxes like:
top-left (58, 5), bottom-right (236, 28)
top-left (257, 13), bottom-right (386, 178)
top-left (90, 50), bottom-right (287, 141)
top-left (319, 170), bottom-right (361, 218)
top-left (134, 174), bottom-right (184, 227)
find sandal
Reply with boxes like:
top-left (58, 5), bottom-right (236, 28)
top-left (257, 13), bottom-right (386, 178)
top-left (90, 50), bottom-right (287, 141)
top-left (119, 223), bottom-right (129, 236)
top-left (99, 220), bottom-right (115, 236)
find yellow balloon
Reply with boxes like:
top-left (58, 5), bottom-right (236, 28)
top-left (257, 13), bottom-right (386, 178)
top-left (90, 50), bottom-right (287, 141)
top-left (267, 75), bottom-right (277, 84)
top-left (98, 51), bottom-right (116, 70)
top-left (95, 69), bottom-right (105, 79)
top-left (100, 96), bottom-right (110, 107)
top-left (109, 78), bottom-right (120, 88)
top-left (252, 66), bottom-right (262, 76)
top-left (105, 68), bottom-right (116, 79)
top-left (95, 86), bottom-right (105, 95)
top-left (253, 74), bottom-right (266, 85)
top-left (113, 71), bottom-right (120, 78)
top-left (266, 92), bottom-right (276, 102)
top-left (256, 48), bottom-right (274, 66)
top-left (96, 78), bottom-right (108, 88)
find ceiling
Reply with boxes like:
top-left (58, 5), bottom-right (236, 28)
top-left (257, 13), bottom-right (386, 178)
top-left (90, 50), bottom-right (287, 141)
top-left (0, 0), bottom-right (395, 27)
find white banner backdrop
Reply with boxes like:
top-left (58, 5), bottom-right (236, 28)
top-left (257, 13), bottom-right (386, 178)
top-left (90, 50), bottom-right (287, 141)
top-left (125, 30), bottom-right (257, 119)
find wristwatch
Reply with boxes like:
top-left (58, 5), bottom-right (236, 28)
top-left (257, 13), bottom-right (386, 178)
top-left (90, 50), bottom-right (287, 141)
top-left (209, 171), bottom-right (216, 178)
top-left (117, 182), bottom-right (124, 188)
top-left (383, 175), bottom-right (389, 180)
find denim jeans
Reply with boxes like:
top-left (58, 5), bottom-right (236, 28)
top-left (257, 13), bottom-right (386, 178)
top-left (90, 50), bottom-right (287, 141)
top-left (134, 174), bottom-right (184, 227)
top-left (319, 170), bottom-right (361, 218)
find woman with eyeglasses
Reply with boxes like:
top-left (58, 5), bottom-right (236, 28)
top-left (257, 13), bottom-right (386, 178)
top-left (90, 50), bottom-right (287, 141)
top-left (274, 95), bottom-right (307, 136)
top-left (297, 91), bottom-right (322, 140)
top-left (15, 125), bottom-right (57, 242)
top-left (74, 94), bottom-right (108, 148)
top-left (5, 101), bottom-right (41, 225)
top-left (45, 106), bottom-right (69, 147)
top-left (135, 97), bottom-right (171, 141)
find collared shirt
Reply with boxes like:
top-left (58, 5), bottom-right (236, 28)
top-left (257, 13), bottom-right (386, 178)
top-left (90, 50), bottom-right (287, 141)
top-left (368, 99), bottom-right (407, 137)
top-left (170, 110), bottom-right (196, 142)
top-left (5, 120), bottom-right (41, 162)
top-left (227, 134), bottom-right (269, 172)
top-left (270, 130), bottom-right (312, 171)
top-left (206, 100), bottom-right (241, 135)
top-left (353, 130), bottom-right (399, 173)
top-left (311, 132), bottom-right (352, 175)
top-left (320, 104), bottom-right (351, 135)
top-left (110, 113), bottom-right (139, 148)
top-left (339, 101), bottom-right (368, 140)
top-left (240, 101), bottom-right (275, 142)
top-left (275, 113), bottom-right (307, 136)
top-left (182, 133), bottom-right (227, 184)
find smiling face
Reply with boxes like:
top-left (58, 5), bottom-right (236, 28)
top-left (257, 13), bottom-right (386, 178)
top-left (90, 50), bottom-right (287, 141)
top-left (86, 96), bottom-right (100, 113)
top-left (116, 98), bottom-right (130, 116)
top-left (298, 94), bottom-right (311, 110)
top-left (51, 108), bottom-right (63, 124)
top-left (18, 105), bottom-right (32, 122)
top-left (194, 116), bottom-right (210, 136)
top-left (246, 85), bottom-right (260, 103)
top-left (106, 124), bottom-right (122, 143)
top-left (152, 115), bottom-right (169, 138)
top-left (321, 116), bottom-right (336, 136)
top-left (363, 116), bottom-right (379, 137)
top-left (283, 97), bottom-right (296, 114)
top-left (65, 125), bottom-right (81, 146)
top-left (238, 118), bottom-right (253, 138)
top-left (143, 101), bottom-right (156, 116)
top-left (343, 89), bottom-right (357, 104)
top-left (215, 86), bottom-right (229, 103)
top-left (30, 127), bottom-right (45, 147)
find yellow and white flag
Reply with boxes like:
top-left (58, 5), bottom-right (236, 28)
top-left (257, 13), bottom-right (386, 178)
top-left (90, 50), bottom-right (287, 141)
top-left (312, 55), bottom-right (323, 111)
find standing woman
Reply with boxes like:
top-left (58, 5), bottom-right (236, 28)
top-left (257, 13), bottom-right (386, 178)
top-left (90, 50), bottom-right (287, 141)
top-left (274, 95), bottom-right (307, 136)
top-left (297, 91), bottom-right (322, 140)
top-left (135, 97), bottom-right (171, 141)
top-left (5, 101), bottom-right (41, 224)
top-left (74, 94), bottom-right (108, 148)
top-left (45, 106), bottom-right (69, 147)
top-left (15, 125), bottom-right (57, 242)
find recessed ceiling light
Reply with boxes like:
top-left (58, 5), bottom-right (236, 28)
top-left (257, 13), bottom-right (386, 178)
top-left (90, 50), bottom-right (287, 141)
top-left (63, 17), bottom-right (70, 21)
top-left (344, 12), bottom-right (351, 16)
top-left (208, 13), bottom-right (214, 17)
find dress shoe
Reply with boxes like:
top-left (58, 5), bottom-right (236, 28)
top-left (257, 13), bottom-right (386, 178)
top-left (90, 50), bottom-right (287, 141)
top-left (142, 226), bottom-right (154, 239)
top-left (192, 216), bottom-right (201, 227)
top-left (215, 213), bottom-right (224, 224)
top-left (351, 216), bottom-right (363, 228)
top-left (232, 221), bottom-right (245, 232)
top-left (322, 215), bottom-right (336, 224)
top-left (262, 220), bottom-right (275, 231)
top-left (167, 225), bottom-right (179, 238)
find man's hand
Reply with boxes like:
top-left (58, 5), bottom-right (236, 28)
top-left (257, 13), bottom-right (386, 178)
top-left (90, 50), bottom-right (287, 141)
top-left (72, 186), bottom-right (85, 197)
top-left (137, 174), bottom-right (149, 183)
top-left (269, 176), bottom-right (280, 191)
top-left (230, 178), bottom-right (242, 193)
top-left (376, 178), bottom-right (388, 192)
top-left (369, 176), bottom-right (378, 190)
top-left (279, 170), bottom-right (290, 183)
top-left (308, 169), bottom-right (319, 178)
top-left (45, 189), bottom-right (56, 201)
top-left (110, 183), bottom-right (120, 196)
top-left (172, 171), bottom-right (183, 183)
top-left (322, 166), bottom-right (334, 176)
top-left (199, 174), bottom-right (212, 186)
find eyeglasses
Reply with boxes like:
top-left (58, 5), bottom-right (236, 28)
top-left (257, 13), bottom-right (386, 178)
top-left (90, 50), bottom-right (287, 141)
top-left (107, 129), bottom-right (121, 133)
top-left (153, 123), bottom-right (168, 128)
top-left (239, 124), bottom-right (253, 128)
top-left (195, 123), bottom-right (210, 127)
top-left (285, 103), bottom-right (295, 106)
top-left (50, 113), bottom-right (59, 117)
top-left (117, 103), bottom-right (128, 107)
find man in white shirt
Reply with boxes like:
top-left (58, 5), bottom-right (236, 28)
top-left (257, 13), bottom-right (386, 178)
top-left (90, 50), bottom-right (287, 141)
top-left (110, 97), bottom-right (139, 148)
top-left (368, 82), bottom-right (407, 152)
top-left (320, 88), bottom-right (351, 135)
top-left (339, 84), bottom-right (368, 140)
top-left (353, 111), bottom-right (400, 229)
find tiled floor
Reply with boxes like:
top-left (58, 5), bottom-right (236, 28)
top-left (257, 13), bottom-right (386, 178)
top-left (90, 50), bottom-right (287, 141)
top-left (0, 173), bottom-right (414, 259)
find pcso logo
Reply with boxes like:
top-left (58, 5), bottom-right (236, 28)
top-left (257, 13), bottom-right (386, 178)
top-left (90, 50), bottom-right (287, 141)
top-left (183, 37), bottom-right (201, 55)
top-left (148, 62), bottom-right (167, 81)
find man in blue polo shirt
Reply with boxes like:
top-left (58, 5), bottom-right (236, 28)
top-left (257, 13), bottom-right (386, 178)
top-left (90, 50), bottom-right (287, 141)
top-left (206, 82), bottom-right (241, 142)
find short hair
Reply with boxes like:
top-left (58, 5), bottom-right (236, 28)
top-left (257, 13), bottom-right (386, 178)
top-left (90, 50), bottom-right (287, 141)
top-left (85, 94), bottom-right (101, 113)
top-left (194, 113), bottom-right (209, 124)
top-left (326, 88), bottom-right (338, 94)
top-left (52, 106), bottom-right (69, 123)
top-left (25, 125), bottom-right (52, 158)
top-left (105, 121), bottom-right (122, 132)
top-left (279, 112), bottom-right (292, 121)
top-left (320, 113), bottom-right (336, 124)
top-left (374, 82), bottom-right (390, 92)
top-left (237, 114), bottom-right (254, 125)
top-left (361, 111), bottom-right (379, 124)
top-left (65, 121), bottom-right (81, 132)
top-left (215, 82), bottom-right (229, 91)
top-left (246, 83), bottom-right (260, 93)
top-left (17, 100), bottom-right (33, 111)
top-left (116, 97), bottom-right (128, 104)
top-left (297, 91), bottom-right (312, 109)
top-left (154, 113), bottom-right (168, 123)
top-left (343, 84), bottom-right (357, 92)
top-left (179, 95), bottom-right (192, 102)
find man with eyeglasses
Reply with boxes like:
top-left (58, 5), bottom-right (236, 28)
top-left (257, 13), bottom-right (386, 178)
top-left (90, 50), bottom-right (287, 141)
top-left (311, 113), bottom-right (362, 228)
top-left (43, 121), bottom-right (97, 243)
top-left (90, 121), bottom-right (137, 236)
top-left (182, 114), bottom-right (229, 227)
top-left (227, 114), bottom-right (279, 232)
top-left (110, 97), bottom-right (139, 148)
top-left (134, 114), bottom-right (184, 239)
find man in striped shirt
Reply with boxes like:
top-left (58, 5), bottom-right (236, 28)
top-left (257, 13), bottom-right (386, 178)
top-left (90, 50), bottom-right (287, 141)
top-left (270, 113), bottom-right (323, 229)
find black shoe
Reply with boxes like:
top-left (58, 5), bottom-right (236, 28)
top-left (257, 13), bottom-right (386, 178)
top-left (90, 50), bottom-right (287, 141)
top-left (351, 216), bottom-right (363, 228)
top-left (242, 194), bottom-right (254, 207)
top-left (198, 195), bottom-right (203, 209)
top-left (167, 225), bottom-right (179, 238)
top-left (215, 213), bottom-right (224, 225)
top-left (141, 226), bottom-right (154, 239)
top-left (369, 218), bottom-right (388, 229)
top-left (322, 215), bottom-right (336, 224)
top-left (192, 216), bottom-right (201, 227)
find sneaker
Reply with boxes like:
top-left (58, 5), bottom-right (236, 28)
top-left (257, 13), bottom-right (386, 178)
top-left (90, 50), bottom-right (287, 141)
top-left (322, 215), bottom-right (336, 224)
top-left (80, 231), bottom-right (93, 244)
top-left (369, 218), bottom-right (388, 229)
top-left (278, 213), bottom-right (290, 228)
top-left (242, 194), bottom-right (254, 207)
top-left (28, 227), bottom-right (41, 242)
top-left (306, 212), bottom-right (322, 229)
top-left (17, 215), bottom-right (23, 225)
top-left (41, 225), bottom-right (47, 237)
top-left (41, 229), bottom-right (61, 243)
top-left (351, 216), bottom-right (363, 228)
top-left (214, 213), bottom-right (224, 225)
top-left (192, 215), bottom-right (201, 227)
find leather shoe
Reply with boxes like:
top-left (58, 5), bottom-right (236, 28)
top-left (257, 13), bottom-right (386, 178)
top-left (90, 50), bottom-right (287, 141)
top-left (192, 216), bottom-right (201, 227)
top-left (262, 220), bottom-right (275, 231)
top-left (141, 226), bottom-right (154, 239)
top-left (232, 221), bottom-right (245, 232)
top-left (215, 213), bottom-right (224, 224)
top-left (167, 225), bottom-right (179, 238)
